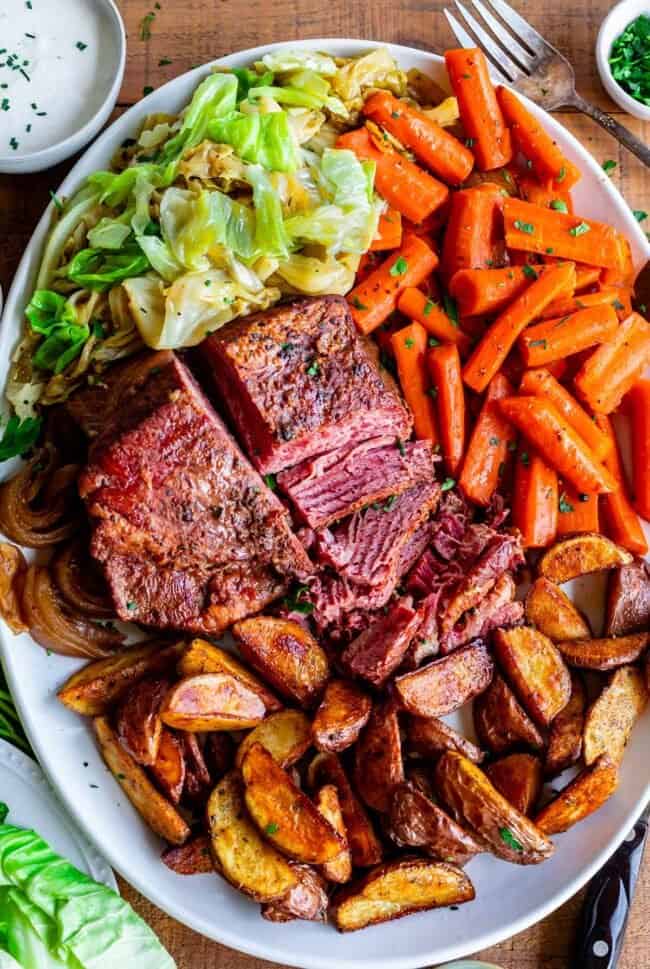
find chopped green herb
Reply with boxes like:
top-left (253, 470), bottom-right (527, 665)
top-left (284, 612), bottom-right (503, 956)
top-left (24, 32), bottom-right (36, 39)
top-left (0, 98), bottom-right (8, 112)
top-left (396, 438), bottom-right (406, 456)
top-left (550, 199), bottom-right (568, 213)
top-left (520, 451), bottom-right (530, 466)
top-left (423, 299), bottom-right (434, 316)
top-left (556, 166), bottom-right (567, 183)
top-left (443, 293), bottom-right (459, 326)
top-left (143, 85), bottom-right (154, 96)
top-left (612, 298), bottom-right (625, 311)
top-left (389, 256), bottom-right (408, 277)
top-left (489, 436), bottom-right (500, 446)
top-left (514, 219), bottom-right (535, 234)
top-left (283, 585), bottom-right (313, 615)
top-left (499, 827), bottom-right (523, 851)
top-left (609, 14), bottom-right (650, 109)
top-left (465, 137), bottom-right (475, 147)
top-left (351, 296), bottom-right (368, 311)
top-left (569, 222), bottom-right (590, 237)
top-left (264, 473), bottom-right (277, 491)
top-left (140, 11), bottom-right (156, 40)
top-left (158, 57), bottom-right (173, 66)
top-left (391, 110), bottom-right (401, 119)
top-left (634, 210), bottom-right (648, 223)
top-left (559, 492), bottom-right (575, 513)
top-left (306, 360), bottom-right (320, 377)
top-left (427, 386), bottom-right (438, 398)
top-left (545, 247), bottom-right (554, 254)
top-left (48, 189), bottom-right (63, 211)
top-left (404, 337), bottom-right (415, 349)
top-left (522, 264), bottom-right (538, 280)
top-left (9, 137), bottom-right (18, 150)
top-left (75, 41), bottom-right (88, 51)
top-left (579, 493), bottom-right (589, 502)
top-left (265, 822), bottom-right (279, 835)
top-left (529, 338), bottom-right (547, 349)
top-left (440, 477), bottom-right (455, 492)
top-left (126, 601), bottom-right (138, 612)
top-left (602, 160), bottom-right (617, 174)
top-left (428, 337), bottom-right (440, 347)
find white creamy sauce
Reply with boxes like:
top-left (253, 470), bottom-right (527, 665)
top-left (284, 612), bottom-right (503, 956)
top-left (0, 0), bottom-right (121, 157)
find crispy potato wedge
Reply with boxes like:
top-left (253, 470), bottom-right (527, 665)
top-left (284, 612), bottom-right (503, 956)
top-left (115, 676), bottom-right (169, 767)
top-left (473, 673), bottom-right (544, 754)
top-left (178, 638), bottom-right (282, 712)
top-left (58, 640), bottom-right (185, 716)
top-left (394, 641), bottom-right (494, 718)
top-left (150, 727), bottom-right (185, 804)
top-left (315, 785), bottom-right (352, 884)
top-left (556, 632), bottom-right (649, 671)
top-left (545, 672), bottom-right (586, 777)
top-left (233, 617), bottom-right (329, 708)
top-left (538, 533), bottom-right (633, 584)
top-left (485, 753), bottom-right (542, 816)
top-left (235, 709), bottom-right (312, 769)
top-left (261, 864), bottom-right (328, 923)
top-left (535, 755), bottom-right (619, 835)
top-left (207, 770), bottom-right (297, 902)
top-left (406, 766), bottom-right (436, 801)
top-left (307, 752), bottom-right (383, 867)
top-left (160, 673), bottom-right (267, 732)
top-left (388, 781), bottom-right (483, 865)
top-left (0, 542), bottom-right (27, 634)
top-left (312, 679), bottom-right (372, 753)
top-left (583, 665), bottom-right (648, 765)
top-left (162, 835), bottom-right (214, 875)
top-left (353, 699), bottom-right (404, 814)
top-left (605, 561), bottom-right (650, 636)
top-left (242, 743), bottom-right (344, 864)
top-left (406, 715), bottom-right (485, 764)
top-left (525, 577), bottom-right (591, 642)
top-left (180, 732), bottom-right (212, 803)
top-left (494, 626), bottom-right (571, 728)
top-left (435, 751), bottom-right (554, 864)
top-left (331, 858), bottom-right (475, 932)
top-left (93, 715), bottom-right (190, 845)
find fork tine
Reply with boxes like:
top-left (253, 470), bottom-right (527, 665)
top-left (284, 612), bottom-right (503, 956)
top-left (482, 0), bottom-right (555, 59)
top-left (444, 9), bottom-right (512, 84)
top-left (470, 0), bottom-right (536, 72)
top-left (452, 0), bottom-right (524, 82)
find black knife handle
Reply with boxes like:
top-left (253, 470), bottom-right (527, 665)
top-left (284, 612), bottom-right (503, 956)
top-left (575, 815), bottom-right (649, 969)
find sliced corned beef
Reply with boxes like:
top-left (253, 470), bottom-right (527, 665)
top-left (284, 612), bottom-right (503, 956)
top-left (401, 592), bottom-right (443, 670)
top-left (341, 598), bottom-right (421, 686)
top-left (278, 437), bottom-right (435, 530)
top-left (201, 296), bottom-right (412, 474)
top-left (440, 573), bottom-right (523, 653)
top-left (397, 520), bottom-right (435, 578)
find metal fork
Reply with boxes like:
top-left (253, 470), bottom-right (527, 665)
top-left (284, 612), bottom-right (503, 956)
top-left (444, 0), bottom-right (650, 168)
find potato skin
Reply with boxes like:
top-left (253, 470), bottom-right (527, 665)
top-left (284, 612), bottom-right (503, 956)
top-left (180, 732), bottom-right (212, 804)
top-left (235, 709), bottom-right (312, 769)
top-left (160, 673), bottom-right (267, 731)
top-left (538, 533), bottom-right (632, 584)
top-left (312, 679), bottom-right (372, 753)
top-left (583, 666), bottom-right (648, 766)
top-left (161, 835), bottom-right (214, 875)
top-left (525, 577), bottom-right (591, 642)
top-left (545, 672), bottom-right (586, 777)
top-left (494, 626), bottom-right (571, 728)
top-left (434, 751), bottom-right (554, 865)
top-left (406, 715), bottom-right (485, 764)
top-left (388, 781), bottom-right (483, 865)
top-left (261, 864), bottom-right (328, 923)
top-left (315, 784), bottom-right (352, 884)
top-left (178, 638), bottom-right (282, 712)
top-left (556, 633), bottom-right (649, 671)
top-left (473, 673), bottom-right (544, 754)
top-left (535, 756), bottom-right (619, 835)
top-left (485, 753), bottom-right (543, 816)
top-left (353, 699), bottom-right (404, 813)
top-left (394, 641), bottom-right (494, 718)
top-left (150, 727), bottom-right (186, 804)
top-left (605, 561), bottom-right (650, 636)
top-left (115, 676), bottom-right (169, 767)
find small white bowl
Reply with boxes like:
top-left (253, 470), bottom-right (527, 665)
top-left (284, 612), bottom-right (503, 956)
top-left (0, 0), bottom-right (126, 174)
top-left (596, 0), bottom-right (650, 122)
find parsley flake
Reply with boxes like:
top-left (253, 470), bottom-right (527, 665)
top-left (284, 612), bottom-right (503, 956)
top-left (514, 219), bottom-right (535, 234)
top-left (265, 822), bottom-right (279, 835)
top-left (522, 264), bottom-right (538, 280)
top-left (569, 222), bottom-right (590, 237)
top-left (499, 827), bottom-right (523, 851)
top-left (602, 159), bottom-right (617, 174)
top-left (389, 256), bottom-right (408, 276)
top-left (559, 492), bottom-right (575, 513)
top-left (550, 199), bottom-right (568, 213)
top-left (441, 477), bottom-right (455, 492)
top-left (264, 473), bottom-right (277, 491)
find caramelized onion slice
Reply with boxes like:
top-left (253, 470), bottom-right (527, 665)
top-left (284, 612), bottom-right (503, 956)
top-left (0, 542), bottom-right (28, 634)
top-left (51, 539), bottom-right (114, 619)
top-left (0, 446), bottom-right (81, 548)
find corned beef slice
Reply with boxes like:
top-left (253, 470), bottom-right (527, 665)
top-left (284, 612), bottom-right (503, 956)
top-left (342, 598), bottom-right (421, 686)
top-left (78, 353), bottom-right (313, 634)
top-left (201, 296), bottom-right (412, 474)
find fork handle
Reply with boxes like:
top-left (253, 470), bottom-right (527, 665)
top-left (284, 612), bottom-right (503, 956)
top-left (569, 94), bottom-right (650, 168)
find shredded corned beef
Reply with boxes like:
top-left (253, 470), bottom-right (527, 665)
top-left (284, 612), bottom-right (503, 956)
top-left (341, 598), bottom-right (422, 686)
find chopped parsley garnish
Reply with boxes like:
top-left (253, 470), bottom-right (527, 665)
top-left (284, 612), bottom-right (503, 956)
top-left (9, 137), bottom-right (18, 150)
top-left (522, 264), bottom-right (538, 280)
top-left (514, 219), bottom-right (535, 234)
top-left (609, 14), bottom-right (650, 109)
top-left (283, 585), bottom-right (313, 615)
top-left (265, 822), bottom-right (279, 835)
top-left (569, 222), bottom-right (590, 237)
top-left (634, 210), bottom-right (648, 222)
top-left (264, 473), bottom-right (277, 491)
top-left (465, 137), bottom-right (475, 147)
top-left (546, 247), bottom-right (554, 254)
top-left (158, 57), bottom-right (173, 66)
top-left (556, 166), bottom-right (567, 183)
top-left (389, 256), bottom-right (408, 277)
top-left (427, 386), bottom-right (438, 398)
top-left (75, 41), bottom-right (88, 51)
top-left (520, 451), bottom-right (530, 466)
top-left (404, 337), bottom-right (415, 349)
top-left (443, 293), bottom-right (459, 326)
top-left (489, 436), bottom-right (500, 446)
top-left (140, 11), bottom-right (156, 40)
top-left (396, 437), bottom-right (406, 456)
top-left (351, 296), bottom-right (368, 311)
top-left (529, 338), bottom-right (547, 348)
top-left (559, 492), bottom-right (575, 513)
top-left (143, 85), bottom-right (154, 96)
top-left (602, 159), bottom-right (617, 174)
top-left (612, 298), bottom-right (625, 311)
top-left (126, 601), bottom-right (138, 612)
top-left (499, 827), bottom-right (523, 852)
top-left (440, 477), bottom-right (455, 492)
top-left (423, 299), bottom-right (434, 316)
top-left (391, 110), bottom-right (401, 119)
top-left (49, 190), bottom-right (63, 211)
top-left (24, 32), bottom-right (36, 39)
top-left (550, 199), bottom-right (568, 213)
top-left (1, 98), bottom-right (8, 112)
top-left (306, 360), bottom-right (320, 377)
top-left (428, 337), bottom-right (440, 347)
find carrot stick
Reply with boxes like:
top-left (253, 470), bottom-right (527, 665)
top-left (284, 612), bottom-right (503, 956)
top-left (397, 287), bottom-right (471, 355)
top-left (336, 128), bottom-right (448, 224)
top-left (391, 322), bottom-right (438, 442)
top-left (498, 396), bottom-right (618, 494)
top-left (512, 447), bottom-right (558, 547)
top-left (539, 287), bottom-right (622, 321)
top-left (347, 234), bottom-right (438, 335)
top-left (555, 482), bottom-right (600, 536)
top-left (458, 372), bottom-right (516, 506)
top-left (449, 266), bottom-right (533, 316)
top-left (504, 198), bottom-right (626, 270)
top-left (601, 285), bottom-right (633, 321)
top-left (575, 266), bottom-right (602, 291)
top-left (600, 236), bottom-right (635, 287)
top-left (519, 368), bottom-right (611, 461)
top-left (444, 49), bottom-right (512, 172)
top-left (441, 186), bottom-right (505, 278)
top-left (427, 344), bottom-right (465, 476)
top-left (369, 207), bottom-right (403, 251)
top-left (518, 176), bottom-right (574, 214)
top-left (574, 312), bottom-right (650, 414)
top-left (628, 380), bottom-right (650, 522)
top-left (462, 262), bottom-right (576, 393)
top-left (519, 304), bottom-right (619, 368)
top-left (595, 413), bottom-right (648, 554)
top-left (362, 90), bottom-right (474, 186)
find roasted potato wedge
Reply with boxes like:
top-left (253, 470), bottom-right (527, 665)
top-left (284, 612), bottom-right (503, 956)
top-left (307, 752), bottom-right (383, 868)
top-left (485, 753), bottom-right (542, 816)
top-left (583, 665), bottom-right (648, 765)
top-left (162, 835), bottom-right (214, 875)
top-left (388, 781), bottom-right (483, 865)
top-left (494, 626), bottom-right (571, 728)
top-left (535, 756), bottom-right (619, 835)
top-left (115, 676), bottom-right (169, 767)
top-left (261, 864), bottom-right (328, 923)
top-left (312, 679), bottom-right (372, 753)
top-left (58, 640), bottom-right (185, 716)
top-left (406, 715), bottom-right (485, 764)
top-left (150, 727), bottom-right (185, 804)
top-left (538, 533), bottom-right (633, 583)
top-left (235, 709), bottom-right (312, 769)
top-left (545, 672), bottom-right (586, 777)
top-left (160, 673), bottom-right (267, 732)
top-left (435, 751), bottom-right (554, 865)
top-left (93, 716), bottom-right (190, 845)
top-left (394, 641), bottom-right (494, 718)
top-left (0, 542), bottom-right (27, 634)
top-left (315, 784), bottom-right (352, 884)
top-left (331, 858), bottom-right (475, 932)
top-left (207, 770), bottom-right (297, 902)
top-left (556, 632), bottom-right (649, 671)
top-left (242, 743), bottom-right (344, 864)
top-left (233, 617), bottom-right (329, 708)
top-left (353, 699), bottom-right (404, 814)
top-left (177, 638), bottom-right (282, 712)
top-left (525, 577), bottom-right (591, 641)
top-left (605, 561), bottom-right (650, 636)
top-left (473, 673), bottom-right (544, 754)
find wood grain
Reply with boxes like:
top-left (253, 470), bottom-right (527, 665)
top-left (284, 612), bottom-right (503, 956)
top-left (1, 1), bottom-right (649, 966)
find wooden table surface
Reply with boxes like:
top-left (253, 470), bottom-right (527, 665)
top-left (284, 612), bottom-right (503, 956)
top-left (1, 1), bottom-right (649, 966)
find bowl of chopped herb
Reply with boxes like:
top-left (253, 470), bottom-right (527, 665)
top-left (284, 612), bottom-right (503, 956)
top-left (596, 0), bottom-right (650, 122)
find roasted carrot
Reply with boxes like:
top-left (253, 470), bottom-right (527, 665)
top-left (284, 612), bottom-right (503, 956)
top-left (600, 236), bottom-right (635, 287)
top-left (512, 447), bottom-right (558, 547)
top-left (347, 234), bottom-right (438, 335)
top-left (574, 312), bottom-right (650, 414)
top-left (519, 368), bottom-right (611, 461)
top-left (427, 344), bottom-right (465, 476)
top-left (556, 482), bottom-right (600, 536)
top-left (539, 287), bottom-right (623, 321)
top-left (369, 207), bottom-right (403, 251)
top-left (362, 90), bottom-right (474, 186)
top-left (462, 262), bottom-right (576, 394)
top-left (595, 413), bottom-right (648, 554)
top-left (518, 176), bottom-right (574, 215)
top-left (397, 287), bottom-right (471, 355)
top-left (575, 265), bottom-right (603, 291)
top-left (504, 198), bottom-right (626, 270)
top-left (458, 372), bottom-right (516, 506)
top-left (441, 186), bottom-right (505, 278)
top-left (391, 322), bottom-right (438, 442)
top-left (519, 304), bottom-right (619, 368)
top-left (628, 380), bottom-right (650, 522)
top-left (498, 396), bottom-right (618, 494)
top-left (449, 266), bottom-right (534, 317)
top-left (602, 285), bottom-right (633, 321)
top-left (444, 49), bottom-right (513, 172)
top-left (336, 128), bottom-right (448, 224)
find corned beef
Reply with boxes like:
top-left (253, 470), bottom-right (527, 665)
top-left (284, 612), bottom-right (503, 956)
top-left (341, 598), bottom-right (421, 686)
top-left (440, 573), bottom-right (524, 653)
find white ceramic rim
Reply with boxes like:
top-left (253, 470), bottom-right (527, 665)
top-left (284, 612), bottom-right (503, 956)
top-left (1, 38), bottom-right (649, 969)
top-left (596, 0), bottom-right (650, 122)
